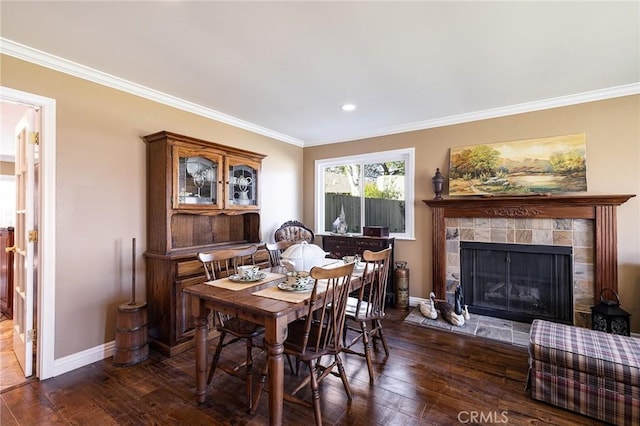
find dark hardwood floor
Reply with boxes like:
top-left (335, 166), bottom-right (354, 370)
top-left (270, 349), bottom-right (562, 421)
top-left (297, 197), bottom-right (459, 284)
top-left (0, 307), bottom-right (604, 425)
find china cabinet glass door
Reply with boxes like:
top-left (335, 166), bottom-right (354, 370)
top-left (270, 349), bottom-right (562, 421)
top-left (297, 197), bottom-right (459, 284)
top-left (174, 147), bottom-right (223, 209)
top-left (227, 157), bottom-right (259, 208)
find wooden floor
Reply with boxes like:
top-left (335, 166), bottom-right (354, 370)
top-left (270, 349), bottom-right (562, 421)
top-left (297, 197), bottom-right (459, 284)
top-left (0, 316), bottom-right (30, 393)
top-left (0, 307), bottom-right (603, 425)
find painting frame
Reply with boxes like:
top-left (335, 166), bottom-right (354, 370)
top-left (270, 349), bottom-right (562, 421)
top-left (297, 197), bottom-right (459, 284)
top-left (448, 133), bottom-right (587, 196)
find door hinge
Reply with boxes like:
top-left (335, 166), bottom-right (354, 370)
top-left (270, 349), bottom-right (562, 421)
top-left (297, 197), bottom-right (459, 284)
top-left (27, 329), bottom-right (37, 343)
top-left (29, 131), bottom-right (40, 145)
top-left (28, 230), bottom-right (38, 243)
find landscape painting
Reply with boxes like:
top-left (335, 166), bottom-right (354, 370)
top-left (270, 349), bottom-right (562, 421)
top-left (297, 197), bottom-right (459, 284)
top-left (448, 133), bottom-right (587, 196)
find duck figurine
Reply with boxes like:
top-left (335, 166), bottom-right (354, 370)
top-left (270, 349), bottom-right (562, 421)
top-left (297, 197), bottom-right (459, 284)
top-left (419, 292), bottom-right (438, 319)
top-left (434, 297), bottom-right (465, 327)
top-left (454, 284), bottom-right (464, 315)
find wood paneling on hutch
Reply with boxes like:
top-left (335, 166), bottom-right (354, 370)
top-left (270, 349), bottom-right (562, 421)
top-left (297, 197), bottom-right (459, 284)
top-left (143, 131), bottom-right (267, 356)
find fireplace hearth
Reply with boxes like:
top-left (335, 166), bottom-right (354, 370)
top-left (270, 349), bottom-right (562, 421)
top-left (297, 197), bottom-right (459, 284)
top-left (460, 242), bottom-right (572, 324)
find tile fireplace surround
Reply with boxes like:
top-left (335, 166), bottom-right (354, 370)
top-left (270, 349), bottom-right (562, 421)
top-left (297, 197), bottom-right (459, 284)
top-left (423, 194), bottom-right (635, 327)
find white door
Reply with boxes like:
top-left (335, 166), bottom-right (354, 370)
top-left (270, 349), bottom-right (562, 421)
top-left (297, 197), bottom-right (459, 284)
top-left (12, 108), bottom-right (39, 377)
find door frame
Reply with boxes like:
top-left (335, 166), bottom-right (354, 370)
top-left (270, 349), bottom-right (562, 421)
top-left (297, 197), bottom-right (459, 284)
top-left (1, 86), bottom-right (56, 380)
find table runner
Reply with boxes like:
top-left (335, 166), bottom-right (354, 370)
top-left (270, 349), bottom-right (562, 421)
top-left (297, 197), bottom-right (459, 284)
top-left (205, 272), bottom-right (285, 291)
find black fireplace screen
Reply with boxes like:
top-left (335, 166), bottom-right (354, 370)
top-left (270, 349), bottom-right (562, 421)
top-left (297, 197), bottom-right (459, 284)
top-left (460, 242), bottom-right (573, 324)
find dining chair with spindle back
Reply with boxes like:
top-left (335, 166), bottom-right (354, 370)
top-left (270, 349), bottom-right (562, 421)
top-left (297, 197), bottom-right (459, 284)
top-left (197, 244), bottom-right (264, 411)
top-left (342, 247), bottom-right (392, 384)
top-left (265, 240), bottom-right (295, 268)
top-left (274, 220), bottom-right (315, 243)
top-left (252, 261), bottom-right (356, 425)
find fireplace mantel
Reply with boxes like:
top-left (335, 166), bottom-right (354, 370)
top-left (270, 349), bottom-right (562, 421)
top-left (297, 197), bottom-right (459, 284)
top-left (423, 194), bottom-right (635, 302)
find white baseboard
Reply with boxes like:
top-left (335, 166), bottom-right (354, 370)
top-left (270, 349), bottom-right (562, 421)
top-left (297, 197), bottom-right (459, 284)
top-left (53, 340), bottom-right (115, 377)
top-left (408, 296), bottom-right (427, 307)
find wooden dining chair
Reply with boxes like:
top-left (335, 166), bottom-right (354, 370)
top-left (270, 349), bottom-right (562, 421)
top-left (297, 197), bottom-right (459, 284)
top-left (274, 220), bottom-right (315, 243)
top-left (197, 244), bottom-right (264, 411)
top-left (342, 247), bottom-right (392, 384)
top-left (265, 240), bottom-right (295, 267)
top-left (252, 261), bottom-right (356, 425)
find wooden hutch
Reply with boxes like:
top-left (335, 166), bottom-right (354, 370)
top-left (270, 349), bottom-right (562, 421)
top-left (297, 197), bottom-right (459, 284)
top-left (143, 131), bottom-right (268, 356)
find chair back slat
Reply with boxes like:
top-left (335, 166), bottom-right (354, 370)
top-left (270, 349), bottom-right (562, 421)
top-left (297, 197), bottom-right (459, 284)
top-left (356, 248), bottom-right (392, 320)
top-left (265, 240), bottom-right (295, 267)
top-left (298, 262), bottom-right (355, 355)
top-left (198, 245), bottom-right (258, 280)
top-left (197, 245), bottom-right (259, 326)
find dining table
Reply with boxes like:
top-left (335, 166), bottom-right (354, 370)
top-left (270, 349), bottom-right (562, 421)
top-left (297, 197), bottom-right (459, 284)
top-left (183, 260), bottom-right (368, 426)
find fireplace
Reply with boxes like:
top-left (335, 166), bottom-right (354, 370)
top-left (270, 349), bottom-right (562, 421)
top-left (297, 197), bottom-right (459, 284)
top-left (423, 194), bottom-right (635, 327)
top-left (460, 242), bottom-right (573, 324)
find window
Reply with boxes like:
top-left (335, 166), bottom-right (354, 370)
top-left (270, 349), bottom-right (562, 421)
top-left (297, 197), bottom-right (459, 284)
top-left (315, 148), bottom-right (414, 239)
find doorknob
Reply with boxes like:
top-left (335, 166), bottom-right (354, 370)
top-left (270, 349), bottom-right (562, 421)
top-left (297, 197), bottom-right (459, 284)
top-left (5, 245), bottom-right (16, 253)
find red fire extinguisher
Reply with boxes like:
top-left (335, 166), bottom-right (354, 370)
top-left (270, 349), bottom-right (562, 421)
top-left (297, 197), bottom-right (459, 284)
top-left (395, 261), bottom-right (409, 310)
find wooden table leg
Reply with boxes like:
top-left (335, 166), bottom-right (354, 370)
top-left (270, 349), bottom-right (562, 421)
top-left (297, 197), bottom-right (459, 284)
top-left (265, 317), bottom-right (288, 426)
top-left (192, 298), bottom-right (209, 404)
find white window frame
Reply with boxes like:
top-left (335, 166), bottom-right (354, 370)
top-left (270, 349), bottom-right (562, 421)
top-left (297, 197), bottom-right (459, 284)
top-left (314, 147), bottom-right (415, 240)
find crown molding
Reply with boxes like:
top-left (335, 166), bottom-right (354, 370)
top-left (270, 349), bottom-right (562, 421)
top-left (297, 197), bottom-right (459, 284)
top-left (0, 38), bottom-right (304, 147)
top-left (305, 82), bottom-right (640, 146)
top-left (2, 38), bottom-right (637, 149)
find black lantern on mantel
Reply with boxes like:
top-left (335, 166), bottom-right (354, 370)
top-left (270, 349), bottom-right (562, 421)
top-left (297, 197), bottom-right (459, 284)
top-left (432, 168), bottom-right (445, 200)
top-left (591, 289), bottom-right (631, 336)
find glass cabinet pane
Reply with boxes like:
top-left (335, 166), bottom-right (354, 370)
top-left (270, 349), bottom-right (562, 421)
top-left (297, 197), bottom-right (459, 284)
top-left (228, 163), bottom-right (257, 206)
top-left (178, 155), bottom-right (218, 205)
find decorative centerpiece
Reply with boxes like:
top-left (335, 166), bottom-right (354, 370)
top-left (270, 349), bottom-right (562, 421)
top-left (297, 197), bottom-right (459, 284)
top-left (280, 241), bottom-right (329, 272)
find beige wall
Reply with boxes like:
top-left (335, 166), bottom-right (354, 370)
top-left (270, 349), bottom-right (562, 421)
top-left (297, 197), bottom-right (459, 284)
top-left (0, 160), bottom-right (14, 175)
top-left (2, 52), bottom-right (639, 364)
top-left (303, 95), bottom-right (640, 331)
top-left (1, 55), bottom-right (304, 358)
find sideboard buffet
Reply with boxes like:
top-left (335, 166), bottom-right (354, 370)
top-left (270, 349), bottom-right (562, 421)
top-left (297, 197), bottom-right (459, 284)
top-left (143, 131), bottom-right (269, 356)
top-left (321, 233), bottom-right (396, 305)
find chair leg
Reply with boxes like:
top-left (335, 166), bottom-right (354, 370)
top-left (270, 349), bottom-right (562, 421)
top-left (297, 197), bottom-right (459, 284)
top-left (342, 319), bottom-right (348, 348)
top-left (360, 321), bottom-right (375, 384)
top-left (251, 361), bottom-right (269, 414)
top-left (376, 320), bottom-right (390, 356)
top-left (208, 332), bottom-right (227, 384)
top-left (370, 320), bottom-right (379, 352)
top-left (286, 354), bottom-right (300, 376)
top-left (335, 354), bottom-right (353, 402)
top-left (309, 361), bottom-right (322, 426)
top-left (245, 338), bottom-right (254, 411)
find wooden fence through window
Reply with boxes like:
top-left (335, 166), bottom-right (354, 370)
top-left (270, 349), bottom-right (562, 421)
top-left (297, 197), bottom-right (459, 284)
top-left (324, 194), bottom-right (405, 233)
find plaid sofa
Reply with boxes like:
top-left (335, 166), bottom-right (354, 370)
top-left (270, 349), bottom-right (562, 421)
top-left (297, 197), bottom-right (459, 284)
top-left (528, 319), bottom-right (640, 425)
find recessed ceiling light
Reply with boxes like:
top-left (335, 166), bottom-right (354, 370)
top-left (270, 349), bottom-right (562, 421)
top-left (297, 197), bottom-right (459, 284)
top-left (341, 103), bottom-right (356, 112)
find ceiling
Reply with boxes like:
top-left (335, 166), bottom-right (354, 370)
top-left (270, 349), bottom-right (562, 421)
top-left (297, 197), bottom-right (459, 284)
top-left (1, 1), bottom-right (639, 159)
